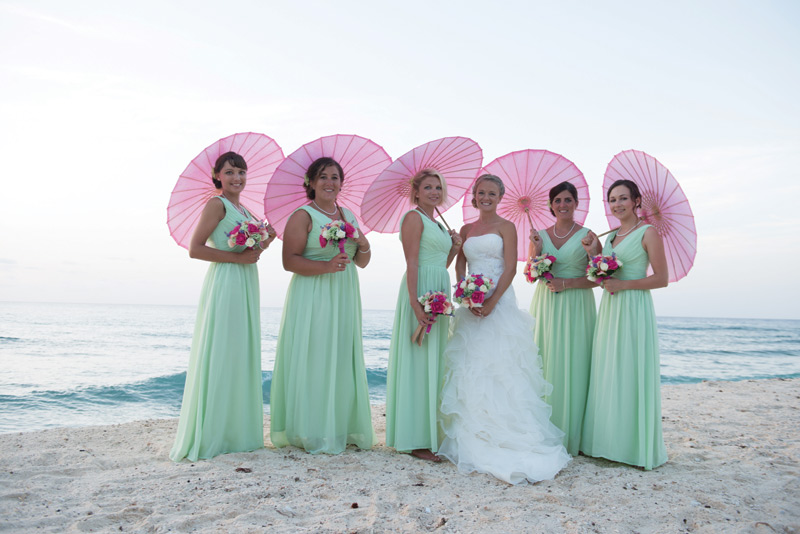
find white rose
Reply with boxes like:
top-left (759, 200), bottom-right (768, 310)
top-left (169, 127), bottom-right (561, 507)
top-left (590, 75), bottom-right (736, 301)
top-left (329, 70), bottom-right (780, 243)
top-left (245, 237), bottom-right (255, 248)
top-left (460, 280), bottom-right (467, 289)
top-left (600, 263), bottom-right (609, 271)
top-left (480, 284), bottom-right (489, 292)
top-left (544, 258), bottom-right (552, 266)
top-left (424, 304), bottom-right (431, 312)
top-left (336, 229), bottom-right (345, 239)
top-left (588, 274), bottom-right (597, 281)
top-left (353, 229), bottom-right (359, 238)
top-left (467, 282), bottom-right (476, 291)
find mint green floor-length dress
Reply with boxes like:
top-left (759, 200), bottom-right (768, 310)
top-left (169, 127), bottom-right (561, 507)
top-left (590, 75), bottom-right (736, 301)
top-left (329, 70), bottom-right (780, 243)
top-left (269, 206), bottom-right (375, 454)
top-left (170, 196), bottom-right (264, 462)
top-left (580, 224), bottom-right (668, 469)
top-left (529, 227), bottom-right (596, 456)
top-left (386, 211), bottom-right (452, 452)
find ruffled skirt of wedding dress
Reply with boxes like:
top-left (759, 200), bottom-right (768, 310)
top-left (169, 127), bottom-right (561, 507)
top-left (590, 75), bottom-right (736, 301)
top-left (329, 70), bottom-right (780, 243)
top-left (438, 292), bottom-right (571, 484)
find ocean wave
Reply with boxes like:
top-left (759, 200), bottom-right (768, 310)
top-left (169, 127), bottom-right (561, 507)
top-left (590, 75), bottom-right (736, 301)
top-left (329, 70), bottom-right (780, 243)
top-left (662, 372), bottom-right (800, 385)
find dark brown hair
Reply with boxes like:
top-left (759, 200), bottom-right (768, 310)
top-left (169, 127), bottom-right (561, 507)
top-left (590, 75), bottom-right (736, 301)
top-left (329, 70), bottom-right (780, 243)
top-left (304, 157), bottom-right (345, 200)
top-left (211, 152), bottom-right (248, 189)
top-left (548, 181), bottom-right (578, 216)
top-left (607, 179), bottom-right (642, 209)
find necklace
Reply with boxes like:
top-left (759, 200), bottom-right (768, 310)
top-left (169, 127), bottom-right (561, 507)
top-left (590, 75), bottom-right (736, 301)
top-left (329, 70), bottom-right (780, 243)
top-left (222, 195), bottom-right (248, 217)
top-left (616, 219), bottom-right (642, 237)
top-left (417, 206), bottom-right (436, 222)
top-left (552, 221), bottom-right (576, 239)
top-left (313, 200), bottom-right (338, 216)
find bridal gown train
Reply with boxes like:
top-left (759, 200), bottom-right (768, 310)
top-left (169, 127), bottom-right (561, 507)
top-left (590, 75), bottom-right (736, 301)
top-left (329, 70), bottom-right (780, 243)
top-left (438, 234), bottom-right (570, 484)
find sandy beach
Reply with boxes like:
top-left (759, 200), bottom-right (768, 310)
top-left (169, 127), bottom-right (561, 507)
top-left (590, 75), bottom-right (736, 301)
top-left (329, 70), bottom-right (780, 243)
top-left (1, 378), bottom-right (798, 533)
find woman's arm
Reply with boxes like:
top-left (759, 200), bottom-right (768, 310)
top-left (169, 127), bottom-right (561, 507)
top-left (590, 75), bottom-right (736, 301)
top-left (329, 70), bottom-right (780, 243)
top-left (603, 227), bottom-right (669, 293)
top-left (548, 272), bottom-right (598, 292)
top-left (581, 230), bottom-right (602, 257)
top-left (401, 211), bottom-right (435, 327)
top-left (282, 209), bottom-right (349, 275)
top-left (188, 197), bottom-right (261, 264)
top-left (528, 228), bottom-right (543, 258)
top-left (478, 220), bottom-right (517, 317)
top-left (446, 229), bottom-right (462, 268)
top-left (350, 211), bottom-right (372, 269)
top-left (454, 223), bottom-right (471, 282)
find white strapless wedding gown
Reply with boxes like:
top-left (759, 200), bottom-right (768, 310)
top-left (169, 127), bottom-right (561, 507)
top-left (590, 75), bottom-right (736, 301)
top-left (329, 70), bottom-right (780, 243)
top-left (438, 234), bottom-right (570, 484)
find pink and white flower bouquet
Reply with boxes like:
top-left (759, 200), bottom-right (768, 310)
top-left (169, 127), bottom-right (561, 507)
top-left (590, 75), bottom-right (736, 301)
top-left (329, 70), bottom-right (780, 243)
top-left (227, 220), bottom-right (271, 249)
top-left (453, 274), bottom-right (494, 310)
top-left (319, 220), bottom-right (359, 253)
top-left (411, 291), bottom-right (454, 345)
top-left (523, 254), bottom-right (556, 284)
top-left (586, 253), bottom-right (623, 294)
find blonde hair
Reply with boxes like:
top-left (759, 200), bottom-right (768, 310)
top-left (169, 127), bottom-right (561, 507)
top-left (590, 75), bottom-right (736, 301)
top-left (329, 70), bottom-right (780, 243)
top-left (409, 168), bottom-right (448, 206)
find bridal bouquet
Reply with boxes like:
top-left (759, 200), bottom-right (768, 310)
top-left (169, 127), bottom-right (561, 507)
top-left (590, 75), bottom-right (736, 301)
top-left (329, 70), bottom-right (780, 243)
top-left (453, 274), bottom-right (494, 310)
top-left (523, 254), bottom-right (556, 284)
top-left (411, 291), bottom-right (454, 346)
top-left (227, 220), bottom-right (271, 249)
top-left (586, 253), bottom-right (623, 294)
top-left (319, 220), bottom-right (359, 253)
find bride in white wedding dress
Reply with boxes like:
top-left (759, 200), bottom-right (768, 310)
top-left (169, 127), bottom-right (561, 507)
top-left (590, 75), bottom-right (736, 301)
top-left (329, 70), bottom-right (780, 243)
top-left (438, 174), bottom-right (570, 484)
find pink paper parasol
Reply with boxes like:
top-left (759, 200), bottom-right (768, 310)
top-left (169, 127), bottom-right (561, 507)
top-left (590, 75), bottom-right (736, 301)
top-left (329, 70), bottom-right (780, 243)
top-left (264, 134), bottom-right (392, 238)
top-left (603, 150), bottom-right (696, 283)
top-left (462, 150), bottom-right (589, 261)
top-left (360, 137), bottom-right (483, 233)
top-left (167, 132), bottom-right (284, 249)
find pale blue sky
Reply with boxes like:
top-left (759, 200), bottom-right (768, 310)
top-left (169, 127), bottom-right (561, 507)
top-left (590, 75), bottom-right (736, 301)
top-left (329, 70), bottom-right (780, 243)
top-left (1, 1), bottom-right (798, 319)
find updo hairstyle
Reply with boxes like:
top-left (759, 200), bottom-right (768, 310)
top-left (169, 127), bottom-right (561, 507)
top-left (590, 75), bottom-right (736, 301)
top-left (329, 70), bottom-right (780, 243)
top-left (304, 157), bottom-right (345, 200)
top-left (548, 181), bottom-right (579, 216)
top-left (606, 179), bottom-right (642, 210)
top-left (211, 152), bottom-right (248, 189)
top-left (470, 174), bottom-right (505, 208)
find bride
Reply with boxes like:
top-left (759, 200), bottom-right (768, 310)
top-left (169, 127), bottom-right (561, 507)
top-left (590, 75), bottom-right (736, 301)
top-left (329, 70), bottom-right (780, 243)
top-left (438, 174), bottom-right (571, 484)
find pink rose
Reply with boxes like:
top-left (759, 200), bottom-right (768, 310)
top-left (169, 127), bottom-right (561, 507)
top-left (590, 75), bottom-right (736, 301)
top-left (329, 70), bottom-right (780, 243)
top-left (471, 291), bottom-right (485, 304)
top-left (344, 222), bottom-right (356, 236)
top-left (236, 233), bottom-right (247, 245)
top-left (319, 236), bottom-right (328, 248)
top-left (247, 223), bottom-right (258, 233)
top-left (544, 273), bottom-right (554, 281)
top-left (454, 287), bottom-right (464, 298)
top-left (430, 301), bottom-right (445, 314)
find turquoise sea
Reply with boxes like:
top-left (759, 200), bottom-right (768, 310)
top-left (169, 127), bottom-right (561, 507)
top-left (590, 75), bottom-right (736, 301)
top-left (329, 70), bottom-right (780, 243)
top-left (0, 302), bottom-right (798, 434)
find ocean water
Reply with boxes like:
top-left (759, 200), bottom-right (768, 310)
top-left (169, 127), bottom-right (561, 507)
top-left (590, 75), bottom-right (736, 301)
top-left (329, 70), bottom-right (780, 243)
top-left (0, 302), bottom-right (798, 434)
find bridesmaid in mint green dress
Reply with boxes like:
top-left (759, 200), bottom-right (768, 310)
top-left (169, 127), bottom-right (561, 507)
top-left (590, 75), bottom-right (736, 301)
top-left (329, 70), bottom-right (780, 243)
top-left (171, 152), bottom-right (277, 462)
top-left (528, 181), bottom-right (596, 456)
top-left (386, 169), bottom-right (461, 462)
top-left (270, 157), bottom-right (376, 454)
top-left (579, 179), bottom-right (669, 470)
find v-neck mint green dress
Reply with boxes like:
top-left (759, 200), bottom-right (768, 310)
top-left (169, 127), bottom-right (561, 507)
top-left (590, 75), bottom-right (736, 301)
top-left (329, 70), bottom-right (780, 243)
top-left (386, 211), bottom-right (452, 453)
top-left (170, 196), bottom-right (264, 462)
top-left (529, 227), bottom-right (596, 456)
top-left (269, 206), bottom-right (375, 454)
top-left (580, 224), bottom-right (667, 470)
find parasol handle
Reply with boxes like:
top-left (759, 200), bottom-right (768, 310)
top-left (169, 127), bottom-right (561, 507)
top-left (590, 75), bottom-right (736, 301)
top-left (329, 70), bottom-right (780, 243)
top-left (596, 227), bottom-right (621, 238)
top-left (434, 207), bottom-right (452, 232)
top-left (524, 208), bottom-right (535, 231)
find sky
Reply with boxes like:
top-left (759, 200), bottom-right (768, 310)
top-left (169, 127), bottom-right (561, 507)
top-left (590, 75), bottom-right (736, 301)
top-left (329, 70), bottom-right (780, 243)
top-left (0, 0), bottom-right (798, 319)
